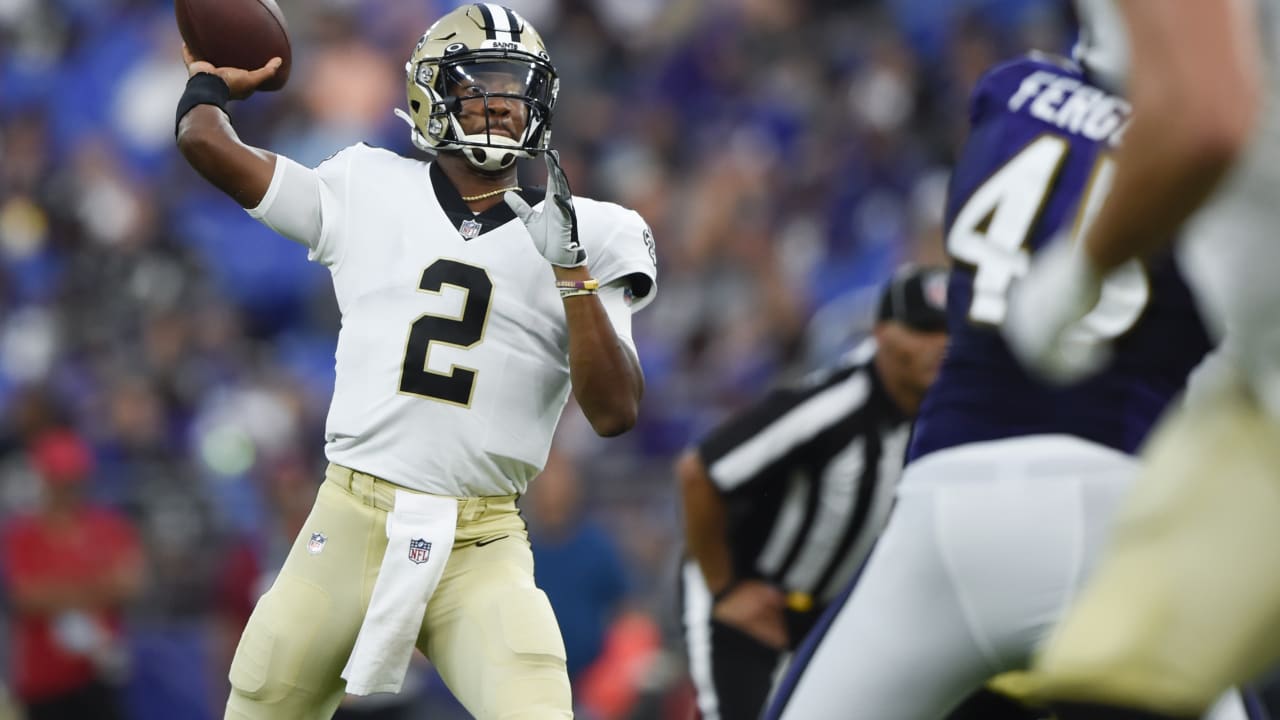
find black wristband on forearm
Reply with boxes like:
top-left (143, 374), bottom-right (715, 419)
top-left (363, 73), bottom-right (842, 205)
top-left (711, 578), bottom-right (741, 604)
top-left (175, 73), bottom-right (231, 137)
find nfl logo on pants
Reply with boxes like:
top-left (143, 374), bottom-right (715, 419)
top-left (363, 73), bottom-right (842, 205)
top-left (408, 538), bottom-right (432, 564)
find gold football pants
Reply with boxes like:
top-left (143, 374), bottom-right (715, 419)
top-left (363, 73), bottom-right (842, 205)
top-left (225, 463), bottom-right (572, 719)
top-left (1029, 392), bottom-right (1280, 716)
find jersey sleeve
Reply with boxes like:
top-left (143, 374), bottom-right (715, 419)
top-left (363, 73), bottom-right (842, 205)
top-left (598, 281), bottom-right (638, 361)
top-left (583, 205), bottom-right (658, 313)
top-left (246, 145), bottom-right (360, 267)
top-left (968, 59), bottom-right (1027, 129)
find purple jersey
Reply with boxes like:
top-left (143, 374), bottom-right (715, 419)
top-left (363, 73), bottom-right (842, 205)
top-left (908, 55), bottom-right (1213, 461)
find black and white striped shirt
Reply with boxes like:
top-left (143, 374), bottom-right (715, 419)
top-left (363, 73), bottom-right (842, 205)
top-left (696, 343), bottom-right (911, 606)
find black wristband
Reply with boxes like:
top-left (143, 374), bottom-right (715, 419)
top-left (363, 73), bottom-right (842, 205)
top-left (175, 73), bottom-right (231, 137)
top-left (711, 579), bottom-right (741, 604)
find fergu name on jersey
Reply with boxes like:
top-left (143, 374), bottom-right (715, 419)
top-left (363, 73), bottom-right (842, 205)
top-left (1006, 70), bottom-right (1132, 146)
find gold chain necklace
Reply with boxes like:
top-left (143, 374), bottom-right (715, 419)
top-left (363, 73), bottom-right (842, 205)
top-left (460, 186), bottom-right (519, 202)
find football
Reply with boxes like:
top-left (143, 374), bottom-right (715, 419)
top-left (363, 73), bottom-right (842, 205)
top-left (175, 0), bottom-right (292, 92)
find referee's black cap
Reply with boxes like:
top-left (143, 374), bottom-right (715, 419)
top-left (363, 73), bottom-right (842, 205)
top-left (876, 265), bottom-right (949, 333)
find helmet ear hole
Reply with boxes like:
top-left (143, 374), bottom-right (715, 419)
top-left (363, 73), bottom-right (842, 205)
top-left (410, 100), bottom-right (421, 112)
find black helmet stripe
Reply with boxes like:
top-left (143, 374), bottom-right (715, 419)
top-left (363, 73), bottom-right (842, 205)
top-left (475, 4), bottom-right (522, 43)
top-left (475, 3), bottom-right (498, 40)
top-left (501, 6), bottom-right (522, 43)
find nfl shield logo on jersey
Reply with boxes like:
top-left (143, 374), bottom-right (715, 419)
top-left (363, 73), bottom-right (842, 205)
top-left (307, 532), bottom-right (327, 555)
top-left (458, 219), bottom-right (482, 240)
top-left (408, 538), bottom-right (432, 564)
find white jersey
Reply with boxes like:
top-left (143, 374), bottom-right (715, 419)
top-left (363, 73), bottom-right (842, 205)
top-left (247, 144), bottom-right (657, 496)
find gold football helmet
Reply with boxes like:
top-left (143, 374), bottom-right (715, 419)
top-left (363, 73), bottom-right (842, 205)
top-left (396, 4), bottom-right (558, 172)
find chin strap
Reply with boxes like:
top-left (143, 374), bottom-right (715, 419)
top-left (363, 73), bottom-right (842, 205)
top-left (393, 107), bottom-right (532, 171)
top-left (460, 145), bottom-right (519, 172)
top-left (456, 131), bottom-right (527, 171)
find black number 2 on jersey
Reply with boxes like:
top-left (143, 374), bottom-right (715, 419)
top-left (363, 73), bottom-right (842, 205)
top-left (398, 259), bottom-right (493, 406)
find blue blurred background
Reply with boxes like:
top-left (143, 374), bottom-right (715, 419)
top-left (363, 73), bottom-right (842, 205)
top-left (0, 0), bottom-right (1068, 717)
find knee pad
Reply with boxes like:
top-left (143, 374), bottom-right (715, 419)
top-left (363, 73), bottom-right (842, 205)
top-left (483, 587), bottom-right (571, 718)
top-left (229, 575), bottom-right (333, 703)
top-left (493, 587), bottom-right (567, 662)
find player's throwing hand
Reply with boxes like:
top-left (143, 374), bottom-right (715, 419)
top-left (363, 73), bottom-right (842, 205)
top-left (181, 44), bottom-right (281, 100)
top-left (504, 150), bottom-right (587, 268)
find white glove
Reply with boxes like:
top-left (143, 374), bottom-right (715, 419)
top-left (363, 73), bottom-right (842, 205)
top-left (504, 150), bottom-right (587, 268)
top-left (1003, 233), bottom-right (1109, 384)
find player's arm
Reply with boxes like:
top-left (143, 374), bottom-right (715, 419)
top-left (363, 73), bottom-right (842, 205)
top-left (677, 446), bottom-right (789, 648)
top-left (1083, 0), bottom-right (1261, 271)
top-left (676, 449), bottom-right (735, 596)
top-left (1006, 1), bottom-right (1263, 381)
top-left (506, 151), bottom-right (643, 437)
top-left (175, 45), bottom-right (282, 209)
top-left (555, 266), bottom-right (643, 437)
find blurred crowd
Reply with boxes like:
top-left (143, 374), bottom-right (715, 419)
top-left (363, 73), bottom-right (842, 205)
top-left (0, 0), bottom-right (1064, 717)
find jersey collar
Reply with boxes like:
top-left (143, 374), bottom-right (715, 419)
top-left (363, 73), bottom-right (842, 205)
top-left (429, 162), bottom-right (544, 240)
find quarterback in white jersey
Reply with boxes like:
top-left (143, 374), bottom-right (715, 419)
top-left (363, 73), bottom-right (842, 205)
top-left (1006, 1), bottom-right (1280, 718)
top-left (175, 4), bottom-right (654, 718)
top-left (252, 142), bottom-right (655, 497)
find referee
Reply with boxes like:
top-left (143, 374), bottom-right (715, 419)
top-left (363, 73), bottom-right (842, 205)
top-left (677, 266), bottom-right (1040, 720)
